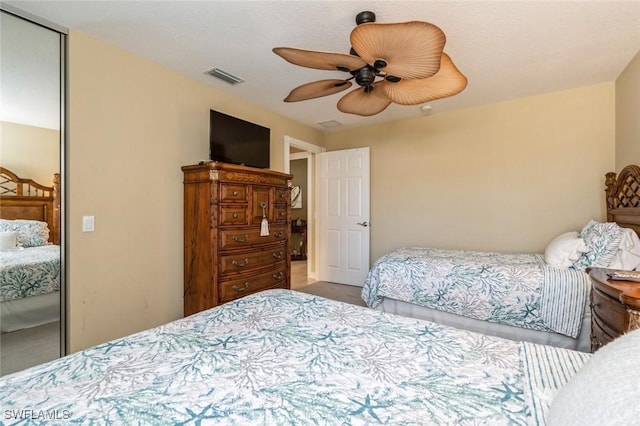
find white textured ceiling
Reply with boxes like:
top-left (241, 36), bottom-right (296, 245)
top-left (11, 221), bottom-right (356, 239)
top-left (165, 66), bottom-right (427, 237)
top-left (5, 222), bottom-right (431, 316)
top-left (4, 1), bottom-right (640, 131)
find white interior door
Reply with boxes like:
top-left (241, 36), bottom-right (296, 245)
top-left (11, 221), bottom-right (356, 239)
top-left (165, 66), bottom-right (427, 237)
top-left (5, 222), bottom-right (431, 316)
top-left (316, 147), bottom-right (370, 286)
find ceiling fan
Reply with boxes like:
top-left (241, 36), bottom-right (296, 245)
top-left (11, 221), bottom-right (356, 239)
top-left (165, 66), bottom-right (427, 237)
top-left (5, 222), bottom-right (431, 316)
top-left (273, 11), bottom-right (468, 117)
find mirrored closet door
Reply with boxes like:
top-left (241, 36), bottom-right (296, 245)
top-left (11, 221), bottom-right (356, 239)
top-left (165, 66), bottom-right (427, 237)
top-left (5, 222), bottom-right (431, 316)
top-left (0, 8), bottom-right (66, 375)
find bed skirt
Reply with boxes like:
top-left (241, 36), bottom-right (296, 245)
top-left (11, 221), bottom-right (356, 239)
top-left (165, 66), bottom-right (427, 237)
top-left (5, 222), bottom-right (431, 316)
top-left (1, 292), bottom-right (59, 333)
top-left (376, 295), bottom-right (592, 352)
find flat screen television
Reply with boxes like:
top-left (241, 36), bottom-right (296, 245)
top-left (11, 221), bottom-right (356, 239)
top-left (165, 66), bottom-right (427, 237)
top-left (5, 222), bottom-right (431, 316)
top-left (209, 110), bottom-right (270, 168)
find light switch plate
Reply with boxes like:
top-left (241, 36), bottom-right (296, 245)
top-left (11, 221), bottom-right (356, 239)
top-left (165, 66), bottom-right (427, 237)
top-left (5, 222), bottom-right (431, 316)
top-left (82, 215), bottom-right (95, 232)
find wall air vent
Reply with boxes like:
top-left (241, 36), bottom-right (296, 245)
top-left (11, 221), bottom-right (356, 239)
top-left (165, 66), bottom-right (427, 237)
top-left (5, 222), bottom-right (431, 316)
top-left (205, 67), bottom-right (245, 85)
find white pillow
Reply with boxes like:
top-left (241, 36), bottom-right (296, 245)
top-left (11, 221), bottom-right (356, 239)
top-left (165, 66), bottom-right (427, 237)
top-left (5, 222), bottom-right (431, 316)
top-left (547, 328), bottom-right (640, 425)
top-left (607, 228), bottom-right (640, 271)
top-left (0, 219), bottom-right (49, 247)
top-left (544, 231), bottom-right (588, 268)
top-left (0, 231), bottom-right (18, 251)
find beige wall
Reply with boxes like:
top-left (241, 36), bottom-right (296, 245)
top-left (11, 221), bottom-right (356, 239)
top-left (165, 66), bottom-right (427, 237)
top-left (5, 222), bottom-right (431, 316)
top-left (0, 121), bottom-right (59, 185)
top-left (67, 30), bottom-right (323, 352)
top-left (65, 28), bottom-right (630, 352)
top-left (326, 83), bottom-right (616, 262)
top-left (615, 50), bottom-right (640, 169)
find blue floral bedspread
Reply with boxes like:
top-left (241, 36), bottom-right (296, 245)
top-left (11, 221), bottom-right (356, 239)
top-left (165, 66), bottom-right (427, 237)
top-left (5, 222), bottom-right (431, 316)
top-left (362, 247), bottom-right (591, 338)
top-left (0, 245), bottom-right (60, 302)
top-left (0, 289), bottom-right (589, 425)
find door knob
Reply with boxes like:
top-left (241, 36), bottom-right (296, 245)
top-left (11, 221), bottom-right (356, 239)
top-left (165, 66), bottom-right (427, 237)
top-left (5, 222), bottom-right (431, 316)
top-left (356, 221), bottom-right (369, 227)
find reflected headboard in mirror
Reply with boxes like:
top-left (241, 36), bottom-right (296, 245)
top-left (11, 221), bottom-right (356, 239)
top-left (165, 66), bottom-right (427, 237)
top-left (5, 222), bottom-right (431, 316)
top-left (0, 167), bottom-right (60, 245)
top-left (605, 164), bottom-right (640, 237)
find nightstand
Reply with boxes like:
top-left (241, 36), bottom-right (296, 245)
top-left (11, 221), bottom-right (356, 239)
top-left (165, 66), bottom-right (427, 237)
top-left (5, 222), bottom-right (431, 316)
top-left (589, 268), bottom-right (640, 352)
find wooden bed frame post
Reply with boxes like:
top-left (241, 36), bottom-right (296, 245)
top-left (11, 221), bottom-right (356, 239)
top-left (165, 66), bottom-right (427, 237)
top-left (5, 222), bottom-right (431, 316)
top-left (52, 173), bottom-right (61, 245)
top-left (604, 165), bottom-right (640, 236)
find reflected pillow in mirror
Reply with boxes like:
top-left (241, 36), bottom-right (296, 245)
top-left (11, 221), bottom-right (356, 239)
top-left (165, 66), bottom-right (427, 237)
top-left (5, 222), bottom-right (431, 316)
top-left (0, 219), bottom-right (50, 247)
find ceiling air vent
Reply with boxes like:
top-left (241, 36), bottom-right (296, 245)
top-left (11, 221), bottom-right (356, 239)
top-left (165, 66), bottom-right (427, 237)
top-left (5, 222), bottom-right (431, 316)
top-left (205, 67), bottom-right (245, 85)
top-left (318, 120), bottom-right (343, 128)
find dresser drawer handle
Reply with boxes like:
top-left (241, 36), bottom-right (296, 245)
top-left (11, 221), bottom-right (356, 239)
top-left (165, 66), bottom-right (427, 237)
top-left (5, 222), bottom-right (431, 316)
top-left (272, 251), bottom-right (284, 259)
top-left (232, 213), bottom-right (239, 219)
top-left (232, 258), bottom-right (250, 267)
top-left (279, 212), bottom-right (286, 217)
top-left (233, 190), bottom-right (239, 196)
top-left (273, 272), bottom-right (284, 281)
top-left (232, 282), bottom-right (250, 292)
top-left (274, 232), bottom-right (284, 239)
top-left (232, 235), bottom-right (250, 243)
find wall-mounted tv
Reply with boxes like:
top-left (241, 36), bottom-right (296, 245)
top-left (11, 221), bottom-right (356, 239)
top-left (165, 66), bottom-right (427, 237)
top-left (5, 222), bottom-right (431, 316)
top-left (210, 110), bottom-right (270, 169)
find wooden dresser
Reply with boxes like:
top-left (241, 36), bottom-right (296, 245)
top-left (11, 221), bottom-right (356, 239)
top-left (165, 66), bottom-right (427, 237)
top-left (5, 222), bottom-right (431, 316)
top-left (182, 162), bottom-right (292, 316)
top-left (589, 268), bottom-right (640, 352)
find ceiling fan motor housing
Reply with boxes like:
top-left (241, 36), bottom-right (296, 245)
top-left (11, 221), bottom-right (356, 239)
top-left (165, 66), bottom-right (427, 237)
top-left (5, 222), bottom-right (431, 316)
top-left (355, 66), bottom-right (375, 87)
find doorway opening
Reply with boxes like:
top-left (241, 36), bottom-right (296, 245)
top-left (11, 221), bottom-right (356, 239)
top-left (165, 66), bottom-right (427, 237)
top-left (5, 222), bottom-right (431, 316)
top-left (283, 136), bottom-right (324, 288)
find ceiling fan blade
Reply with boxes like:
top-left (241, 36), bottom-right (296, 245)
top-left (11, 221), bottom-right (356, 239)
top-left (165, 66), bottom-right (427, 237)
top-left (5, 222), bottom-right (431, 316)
top-left (337, 82), bottom-right (392, 116)
top-left (381, 53), bottom-right (467, 105)
top-left (284, 79), bottom-right (353, 102)
top-left (350, 21), bottom-right (446, 79)
top-left (273, 47), bottom-right (367, 72)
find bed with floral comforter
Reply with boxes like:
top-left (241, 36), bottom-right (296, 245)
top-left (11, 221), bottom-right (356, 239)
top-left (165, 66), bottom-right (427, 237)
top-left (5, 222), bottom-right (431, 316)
top-left (0, 289), bottom-right (589, 425)
top-left (362, 247), bottom-right (591, 339)
top-left (0, 245), bottom-right (60, 302)
top-left (0, 244), bottom-right (60, 302)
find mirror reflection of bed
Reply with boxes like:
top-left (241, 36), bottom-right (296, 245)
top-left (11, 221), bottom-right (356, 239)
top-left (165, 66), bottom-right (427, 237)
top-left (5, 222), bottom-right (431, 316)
top-left (0, 167), bottom-right (61, 375)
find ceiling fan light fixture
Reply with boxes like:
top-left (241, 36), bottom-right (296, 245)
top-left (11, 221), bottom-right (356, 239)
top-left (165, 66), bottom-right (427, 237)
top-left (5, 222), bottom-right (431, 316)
top-left (273, 11), bottom-right (467, 116)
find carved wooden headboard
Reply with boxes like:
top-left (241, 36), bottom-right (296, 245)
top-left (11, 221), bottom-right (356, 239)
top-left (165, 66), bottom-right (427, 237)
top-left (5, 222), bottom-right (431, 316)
top-left (605, 164), bottom-right (640, 237)
top-left (0, 167), bottom-right (60, 244)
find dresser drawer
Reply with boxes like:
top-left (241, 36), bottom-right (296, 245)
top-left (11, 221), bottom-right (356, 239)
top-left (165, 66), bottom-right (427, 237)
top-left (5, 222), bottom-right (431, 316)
top-left (220, 226), bottom-right (287, 249)
top-left (592, 288), bottom-right (628, 334)
top-left (219, 184), bottom-right (247, 202)
top-left (275, 188), bottom-right (288, 204)
top-left (220, 206), bottom-right (248, 225)
top-left (220, 245), bottom-right (287, 275)
top-left (219, 266), bottom-right (287, 303)
top-left (274, 205), bottom-right (287, 223)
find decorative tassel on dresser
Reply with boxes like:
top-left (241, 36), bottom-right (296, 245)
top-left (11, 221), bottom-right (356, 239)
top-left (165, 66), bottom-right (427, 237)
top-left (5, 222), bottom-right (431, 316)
top-left (260, 202), bottom-right (269, 236)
